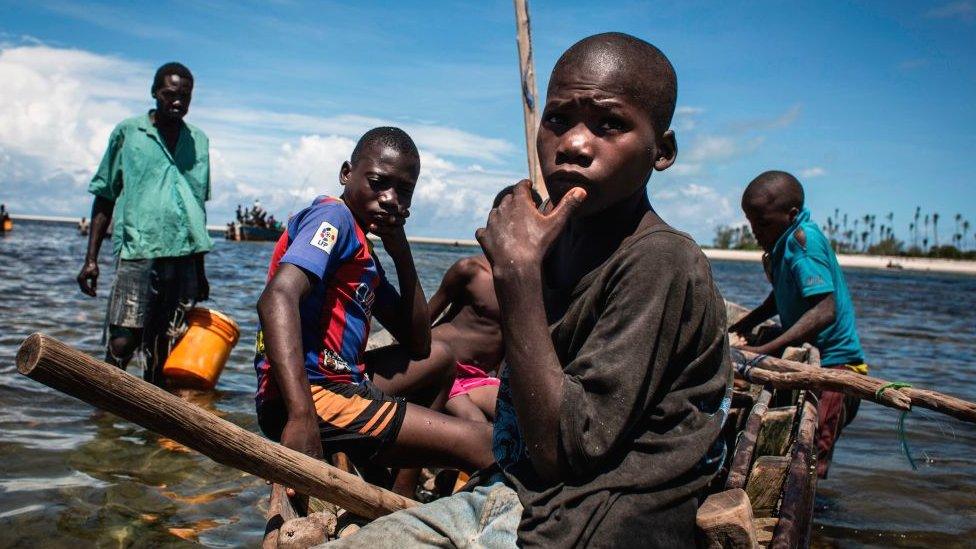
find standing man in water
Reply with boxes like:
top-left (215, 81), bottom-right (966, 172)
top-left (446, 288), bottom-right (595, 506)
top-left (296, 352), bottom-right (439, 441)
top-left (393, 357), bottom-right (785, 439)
top-left (76, 62), bottom-right (212, 385)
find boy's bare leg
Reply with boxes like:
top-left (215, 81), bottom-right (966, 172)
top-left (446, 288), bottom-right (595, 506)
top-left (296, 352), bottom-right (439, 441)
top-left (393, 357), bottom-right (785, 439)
top-left (368, 340), bottom-right (456, 411)
top-left (445, 394), bottom-right (489, 423)
top-left (374, 403), bottom-right (493, 471)
top-left (465, 385), bottom-right (499, 421)
top-left (369, 340), bottom-right (468, 497)
top-left (105, 327), bottom-right (142, 368)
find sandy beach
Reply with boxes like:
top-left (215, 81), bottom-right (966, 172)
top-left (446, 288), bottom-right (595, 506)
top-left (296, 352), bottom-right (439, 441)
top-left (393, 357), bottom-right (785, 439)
top-left (702, 248), bottom-right (976, 275)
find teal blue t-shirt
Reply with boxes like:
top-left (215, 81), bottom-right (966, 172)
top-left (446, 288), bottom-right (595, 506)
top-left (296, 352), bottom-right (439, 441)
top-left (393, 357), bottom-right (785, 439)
top-left (769, 208), bottom-right (864, 366)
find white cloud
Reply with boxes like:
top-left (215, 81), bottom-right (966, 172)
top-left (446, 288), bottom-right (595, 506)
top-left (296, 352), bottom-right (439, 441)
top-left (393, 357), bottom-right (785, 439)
top-left (0, 45), bottom-right (149, 206)
top-left (682, 135), bottom-right (764, 165)
top-left (800, 166), bottom-right (826, 178)
top-left (651, 183), bottom-right (737, 240)
top-left (926, 1), bottom-right (975, 21)
top-left (673, 106), bottom-right (704, 131)
top-left (0, 44), bottom-right (518, 238)
top-left (198, 108), bottom-right (514, 162)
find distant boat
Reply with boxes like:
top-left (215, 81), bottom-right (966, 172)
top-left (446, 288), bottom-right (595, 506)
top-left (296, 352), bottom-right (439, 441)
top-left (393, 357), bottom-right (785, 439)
top-left (1, 217), bottom-right (12, 232)
top-left (226, 223), bottom-right (284, 242)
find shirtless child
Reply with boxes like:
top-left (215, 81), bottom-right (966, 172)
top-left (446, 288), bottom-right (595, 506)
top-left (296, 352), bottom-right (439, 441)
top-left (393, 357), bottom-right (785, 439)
top-left (429, 186), bottom-right (543, 422)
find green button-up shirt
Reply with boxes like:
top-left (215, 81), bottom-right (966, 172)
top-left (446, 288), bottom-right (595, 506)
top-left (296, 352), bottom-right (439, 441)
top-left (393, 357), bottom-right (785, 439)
top-left (89, 112), bottom-right (213, 260)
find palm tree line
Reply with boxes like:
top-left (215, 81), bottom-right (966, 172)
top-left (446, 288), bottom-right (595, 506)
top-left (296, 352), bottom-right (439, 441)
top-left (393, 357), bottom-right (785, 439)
top-left (714, 207), bottom-right (974, 259)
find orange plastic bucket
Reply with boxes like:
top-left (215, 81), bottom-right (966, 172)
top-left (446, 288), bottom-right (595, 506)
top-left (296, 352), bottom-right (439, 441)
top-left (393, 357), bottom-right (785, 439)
top-left (163, 307), bottom-right (240, 390)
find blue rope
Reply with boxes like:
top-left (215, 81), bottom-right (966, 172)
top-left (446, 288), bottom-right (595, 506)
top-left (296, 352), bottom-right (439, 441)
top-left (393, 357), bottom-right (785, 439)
top-left (897, 410), bottom-right (917, 471)
top-left (737, 353), bottom-right (768, 383)
top-left (876, 381), bottom-right (917, 470)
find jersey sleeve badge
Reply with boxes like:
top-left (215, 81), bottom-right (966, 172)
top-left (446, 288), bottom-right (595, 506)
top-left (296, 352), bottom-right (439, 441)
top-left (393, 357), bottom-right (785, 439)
top-left (311, 221), bottom-right (339, 253)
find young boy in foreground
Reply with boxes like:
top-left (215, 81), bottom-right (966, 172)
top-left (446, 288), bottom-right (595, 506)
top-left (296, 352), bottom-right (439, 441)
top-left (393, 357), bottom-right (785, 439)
top-left (729, 170), bottom-right (867, 478)
top-left (254, 128), bottom-right (493, 498)
top-left (326, 33), bottom-right (731, 548)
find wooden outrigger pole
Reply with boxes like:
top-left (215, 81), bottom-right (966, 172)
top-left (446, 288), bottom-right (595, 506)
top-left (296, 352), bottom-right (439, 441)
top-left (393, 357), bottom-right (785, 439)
top-left (513, 0), bottom-right (548, 200)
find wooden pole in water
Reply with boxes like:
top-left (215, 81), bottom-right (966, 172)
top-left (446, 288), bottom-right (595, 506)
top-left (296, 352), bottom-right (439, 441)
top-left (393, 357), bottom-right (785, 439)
top-left (731, 347), bottom-right (976, 424)
top-left (16, 333), bottom-right (416, 520)
top-left (513, 0), bottom-right (548, 200)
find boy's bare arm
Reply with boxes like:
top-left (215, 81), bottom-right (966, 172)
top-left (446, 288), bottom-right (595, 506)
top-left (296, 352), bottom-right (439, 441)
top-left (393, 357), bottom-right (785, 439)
top-left (427, 257), bottom-right (479, 325)
top-left (728, 291), bottom-right (777, 335)
top-left (76, 196), bottom-right (114, 297)
top-left (476, 181), bottom-right (586, 482)
top-left (372, 226), bottom-right (431, 360)
top-left (256, 264), bottom-right (321, 463)
top-left (741, 292), bottom-right (836, 356)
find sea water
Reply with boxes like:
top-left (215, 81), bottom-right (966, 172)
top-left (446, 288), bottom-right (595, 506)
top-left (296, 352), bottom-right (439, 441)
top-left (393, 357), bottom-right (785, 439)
top-left (1, 221), bottom-right (974, 547)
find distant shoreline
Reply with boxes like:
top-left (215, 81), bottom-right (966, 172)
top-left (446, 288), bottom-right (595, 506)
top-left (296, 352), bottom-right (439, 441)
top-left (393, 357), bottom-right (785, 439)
top-left (701, 248), bottom-right (976, 276)
top-left (10, 214), bottom-right (976, 276)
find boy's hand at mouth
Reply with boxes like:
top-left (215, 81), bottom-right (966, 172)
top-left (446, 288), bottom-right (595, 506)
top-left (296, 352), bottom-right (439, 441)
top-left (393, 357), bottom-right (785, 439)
top-left (477, 179), bottom-right (586, 278)
top-left (369, 209), bottom-right (411, 254)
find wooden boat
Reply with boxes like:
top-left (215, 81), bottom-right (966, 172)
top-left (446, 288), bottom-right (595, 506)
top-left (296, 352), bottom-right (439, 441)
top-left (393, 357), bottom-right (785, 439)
top-left (263, 301), bottom-right (820, 547)
top-left (226, 223), bottom-right (285, 242)
top-left (696, 301), bottom-right (820, 548)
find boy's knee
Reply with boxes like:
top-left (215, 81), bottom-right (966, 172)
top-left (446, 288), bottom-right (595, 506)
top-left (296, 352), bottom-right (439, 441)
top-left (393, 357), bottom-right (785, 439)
top-left (106, 328), bottom-right (140, 366)
top-left (431, 341), bottom-right (457, 384)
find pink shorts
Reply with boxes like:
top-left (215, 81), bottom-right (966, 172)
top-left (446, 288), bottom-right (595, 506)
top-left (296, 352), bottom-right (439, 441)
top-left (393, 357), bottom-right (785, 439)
top-left (449, 362), bottom-right (500, 400)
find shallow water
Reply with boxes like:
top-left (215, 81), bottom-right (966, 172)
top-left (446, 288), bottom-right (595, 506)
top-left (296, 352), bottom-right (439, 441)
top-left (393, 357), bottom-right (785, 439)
top-left (1, 221), bottom-right (974, 547)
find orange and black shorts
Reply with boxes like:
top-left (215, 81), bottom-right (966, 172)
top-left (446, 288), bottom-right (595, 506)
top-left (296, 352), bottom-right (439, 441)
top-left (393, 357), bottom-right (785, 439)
top-left (257, 380), bottom-right (407, 458)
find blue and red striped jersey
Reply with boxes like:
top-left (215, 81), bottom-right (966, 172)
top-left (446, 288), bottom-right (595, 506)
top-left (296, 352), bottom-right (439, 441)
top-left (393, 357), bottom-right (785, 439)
top-left (253, 196), bottom-right (395, 406)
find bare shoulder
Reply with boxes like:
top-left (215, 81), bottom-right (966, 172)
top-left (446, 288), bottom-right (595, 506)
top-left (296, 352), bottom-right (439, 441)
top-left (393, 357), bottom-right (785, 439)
top-left (452, 254), bottom-right (491, 278)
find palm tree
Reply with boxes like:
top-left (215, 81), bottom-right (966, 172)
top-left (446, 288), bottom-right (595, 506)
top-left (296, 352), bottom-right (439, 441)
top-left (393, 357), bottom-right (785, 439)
top-left (913, 207), bottom-right (921, 249)
top-left (964, 220), bottom-right (971, 251)
top-left (933, 212), bottom-right (941, 248)
top-left (924, 214), bottom-right (930, 251)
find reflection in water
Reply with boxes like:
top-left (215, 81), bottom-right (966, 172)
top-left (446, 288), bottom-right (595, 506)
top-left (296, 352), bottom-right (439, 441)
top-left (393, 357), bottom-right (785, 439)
top-left (1, 221), bottom-right (975, 546)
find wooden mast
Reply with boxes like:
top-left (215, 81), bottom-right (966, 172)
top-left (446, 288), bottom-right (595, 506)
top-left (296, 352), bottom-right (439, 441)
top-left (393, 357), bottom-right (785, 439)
top-left (513, 0), bottom-right (548, 200)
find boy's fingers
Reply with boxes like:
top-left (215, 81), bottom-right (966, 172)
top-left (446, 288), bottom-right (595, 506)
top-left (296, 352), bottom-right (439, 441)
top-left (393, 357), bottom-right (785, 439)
top-left (513, 179), bottom-right (534, 202)
top-left (548, 187), bottom-right (587, 228)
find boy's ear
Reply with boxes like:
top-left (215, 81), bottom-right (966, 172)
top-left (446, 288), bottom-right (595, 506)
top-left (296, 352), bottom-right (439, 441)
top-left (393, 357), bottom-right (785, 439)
top-left (653, 130), bottom-right (677, 171)
top-left (788, 206), bottom-right (800, 223)
top-left (339, 161), bottom-right (352, 186)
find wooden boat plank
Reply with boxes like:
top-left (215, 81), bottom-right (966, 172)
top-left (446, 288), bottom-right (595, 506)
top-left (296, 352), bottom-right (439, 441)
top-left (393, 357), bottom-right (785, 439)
top-left (745, 455), bottom-right (790, 518)
top-left (726, 389), bottom-right (772, 490)
top-left (755, 407), bottom-right (797, 458)
top-left (696, 488), bottom-right (758, 549)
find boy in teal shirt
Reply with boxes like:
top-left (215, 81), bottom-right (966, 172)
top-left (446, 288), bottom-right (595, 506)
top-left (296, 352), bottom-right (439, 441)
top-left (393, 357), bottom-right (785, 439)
top-left (730, 170), bottom-right (866, 477)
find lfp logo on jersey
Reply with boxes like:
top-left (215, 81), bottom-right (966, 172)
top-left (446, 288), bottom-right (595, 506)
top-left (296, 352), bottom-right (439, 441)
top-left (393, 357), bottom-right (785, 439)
top-left (311, 221), bottom-right (339, 253)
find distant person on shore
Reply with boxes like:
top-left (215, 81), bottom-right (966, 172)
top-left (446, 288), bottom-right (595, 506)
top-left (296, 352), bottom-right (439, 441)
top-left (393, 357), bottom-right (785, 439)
top-left (76, 62), bottom-right (212, 386)
top-left (328, 33), bottom-right (731, 548)
top-left (254, 127), bottom-right (492, 499)
top-left (729, 170), bottom-right (867, 478)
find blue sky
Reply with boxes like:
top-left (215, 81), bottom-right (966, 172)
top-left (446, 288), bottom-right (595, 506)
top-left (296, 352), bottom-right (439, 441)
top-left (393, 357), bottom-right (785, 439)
top-left (1, 0), bottom-right (974, 244)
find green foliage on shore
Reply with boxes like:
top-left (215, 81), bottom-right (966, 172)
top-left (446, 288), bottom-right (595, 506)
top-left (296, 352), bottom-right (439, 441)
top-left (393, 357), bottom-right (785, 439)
top-left (713, 207), bottom-right (976, 260)
top-left (713, 224), bottom-right (761, 250)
